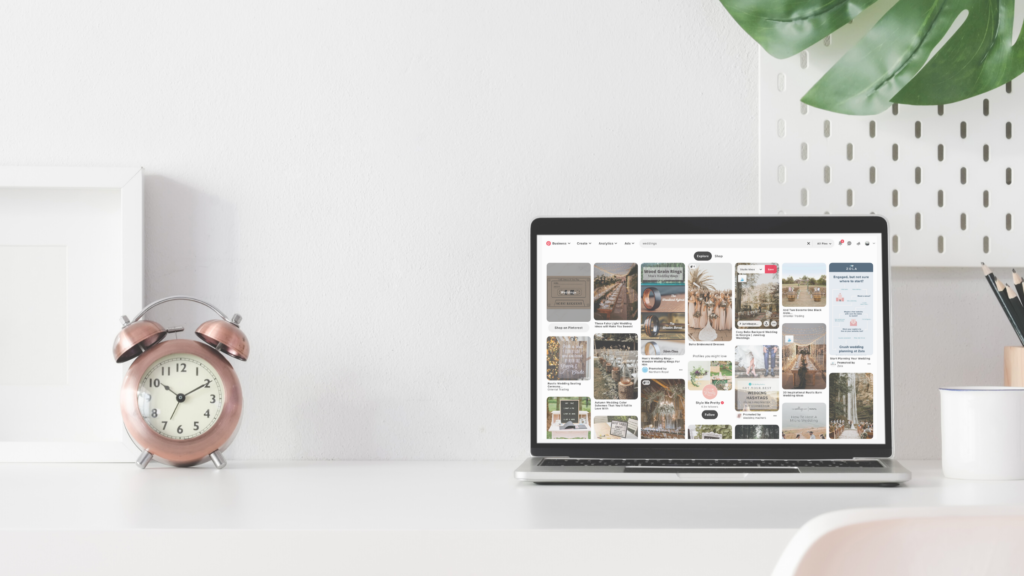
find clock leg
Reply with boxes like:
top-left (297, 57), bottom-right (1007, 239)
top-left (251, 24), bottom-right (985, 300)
top-left (210, 449), bottom-right (227, 469)
top-left (136, 450), bottom-right (153, 469)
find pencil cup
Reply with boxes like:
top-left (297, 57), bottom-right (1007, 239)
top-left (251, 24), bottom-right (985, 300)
top-left (1004, 347), bottom-right (1024, 387)
top-left (940, 386), bottom-right (1024, 480)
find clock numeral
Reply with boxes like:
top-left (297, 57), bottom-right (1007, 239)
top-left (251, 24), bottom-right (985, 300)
top-left (196, 367), bottom-right (199, 376)
top-left (149, 378), bottom-right (161, 388)
top-left (151, 409), bottom-right (158, 418)
top-left (193, 422), bottom-right (199, 431)
top-left (204, 379), bottom-right (212, 388)
top-left (210, 394), bottom-right (217, 404)
top-left (204, 410), bottom-right (210, 418)
top-left (176, 363), bottom-right (187, 373)
top-left (161, 366), bottom-right (170, 376)
top-left (161, 421), bottom-right (168, 430)
top-left (176, 425), bottom-right (183, 434)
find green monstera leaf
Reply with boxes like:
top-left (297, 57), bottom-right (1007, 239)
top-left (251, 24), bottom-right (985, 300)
top-left (721, 0), bottom-right (1024, 115)
top-left (720, 0), bottom-right (880, 59)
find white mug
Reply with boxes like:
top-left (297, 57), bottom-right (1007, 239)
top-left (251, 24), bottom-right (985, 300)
top-left (940, 386), bottom-right (1024, 480)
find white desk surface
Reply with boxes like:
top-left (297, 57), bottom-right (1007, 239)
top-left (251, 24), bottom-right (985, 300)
top-left (1, 460), bottom-right (1020, 576)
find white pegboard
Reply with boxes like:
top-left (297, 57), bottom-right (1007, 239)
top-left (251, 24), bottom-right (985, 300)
top-left (759, 1), bottom-right (1024, 267)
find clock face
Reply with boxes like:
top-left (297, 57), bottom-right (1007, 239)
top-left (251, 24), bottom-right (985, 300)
top-left (136, 353), bottom-right (225, 440)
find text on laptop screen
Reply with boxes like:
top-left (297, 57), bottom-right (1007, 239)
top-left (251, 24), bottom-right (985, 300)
top-left (537, 233), bottom-right (885, 444)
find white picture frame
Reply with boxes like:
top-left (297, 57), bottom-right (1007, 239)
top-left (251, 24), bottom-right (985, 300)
top-left (0, 167), bottom-right (143, 461)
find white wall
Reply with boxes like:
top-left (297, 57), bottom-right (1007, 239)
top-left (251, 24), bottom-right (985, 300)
top-left (0, 1), bottom-right (1004, 460)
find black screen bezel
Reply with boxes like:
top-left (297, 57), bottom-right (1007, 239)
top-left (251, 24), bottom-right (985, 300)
top-left (531, 216), bottom-right (894, 459)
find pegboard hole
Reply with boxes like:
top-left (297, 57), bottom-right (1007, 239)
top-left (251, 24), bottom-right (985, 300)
top-left (960, 121), bottom-right (968, 139)
top-left (893, 235), bottom-right (900, 253)
top-left (801, 142), bottom-right (808, 160)
top-left (984, 144), bottom-right (989, 162)
top-left (1007, 213), bottom-right (1013, 231)
top-left (777, 165), bottom-right (786, 184)
top-left (846, 143), bottom-right (854, 160)
top-left (824, 34), bottom-right (832, 47)
top-left (846, 189), bottom-right (854, 207)
top-left (824, 165), bottom-right (831, 183)
top-left (984, 99), bottom-right (990, 116)
top-left (938, 104), bottom-right (945, 116)
top-left (915, 167), bottom-right (922, 184)
top-left (892, 189), bottom-right (899, 207)
top-left (1007, 167), bottom-right (1013, 184)
top-left (915, 121), bottom-right (922, 138)
top-left (800, 103), bottom-right (808, 115)
top-left (799, 51), bottom-right (809, 69)
top-left (938, 144), bottom-right (944, 161)
top-left (869, 121), bottom-right (876, 138)
top-left (892, 143), bottom-right (899, 161)
top-left (984, 236), bottom-right (990, 254)
top-left (960, 213), bottom-right (968, 230)
top-left (938, 190), bottom-right (945, 207)
top-left (938, 236), bottom-right (945, 254)
top-left (800, 188), bottom-right (808, 207)
top-left (1008, 81), bottom-right (1013, 93)
top-left (778, 73), bottom-right (786, 92)
top-left (915, 213), bottom-right (922, 230)
top-left (824, 211), bottom-right (831, 215)
top-left (984, 190), bottom-right (990, 207)
top-left (892, 103), bottom-right (899, 116)
top-left (870, 166), bottom-right (876, 184)
top-left (960, 167), bottom-right (967, 184)
top-left (824, 120), bottom-right (831, 138)
top-left (778, 119), bottom-right (786, 137)
top-left (1007, 122), bottom-right (1013, 139)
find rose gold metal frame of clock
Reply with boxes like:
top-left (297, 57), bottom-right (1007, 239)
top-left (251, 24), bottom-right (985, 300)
top-left (120, 339), bottom-right (243, 467)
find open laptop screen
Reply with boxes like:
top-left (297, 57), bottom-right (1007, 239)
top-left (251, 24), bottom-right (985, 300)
top-left (536, 225), bottom-right (888, 449)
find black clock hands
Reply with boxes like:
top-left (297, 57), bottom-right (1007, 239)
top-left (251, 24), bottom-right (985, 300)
top-left (183, 383), bottom-right (209, 397)
top-left (169, 401), bottom-right (180, 421)
top-left (162, 384), bottom-right (179, 396)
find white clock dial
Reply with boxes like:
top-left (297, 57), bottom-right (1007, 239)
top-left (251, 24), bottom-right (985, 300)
top-left (136, 353), bottom-right (225, 440)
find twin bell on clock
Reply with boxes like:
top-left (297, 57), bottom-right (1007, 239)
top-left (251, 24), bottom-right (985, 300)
top-left (112, 296), bottom-right (249, 470)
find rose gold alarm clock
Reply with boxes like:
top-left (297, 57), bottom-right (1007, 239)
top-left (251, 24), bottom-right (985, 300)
top-left (112, 296), bottom-right (249, 469)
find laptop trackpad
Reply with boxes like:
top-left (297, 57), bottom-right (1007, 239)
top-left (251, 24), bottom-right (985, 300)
top-left (625, 467), bottom-right (799, 474)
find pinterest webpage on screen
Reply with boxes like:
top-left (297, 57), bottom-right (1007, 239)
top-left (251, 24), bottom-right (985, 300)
top-left (538, 234), bottom-right (884, 445)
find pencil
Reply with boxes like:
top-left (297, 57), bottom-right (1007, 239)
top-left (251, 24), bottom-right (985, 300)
top-left (983, 263), bottom-right (1024, 346)
top-left (1006, 275), bottom-right (1024, 322)
top-left (998, 279), bottom-right (1024, 329)
top-left (1014, 269), bottom-right (1024, 308)
top-left (1007, 286), bottom-right (1024, 334)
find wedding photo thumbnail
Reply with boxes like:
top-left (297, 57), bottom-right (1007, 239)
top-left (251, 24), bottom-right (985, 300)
top-left (735, 263), bottom-right (779, 329)
top-left (829, 373), bottom-right (874, 440)
top-left (594, 263), bottom-right (638, 320)
top-left (594, 415), bottom-right (639, 440)
top-left (687, 263), bottom-right (733, 342)
top-left (641, 312), bottom-right (687, 341)
top-left (735, 424), bottom-right (780, 440)
top-left (735, 345), bottom-right (781, 411)
top-left (594, 333), bottom-right (638, 400)
top-left (688, 360), bottom-right (732, 391)
top-left (782, 403), bottom-right (827, 439)
top-left (546, 397), bottom-right (592, 440)
top-left (546, 336), bottom-right (591, 381)
top-left (546, 263), bottom-right (591, 322)
top-left (640, 263), bottom-right (687, 313)
top-left (782, 323), bottom-right (827, 389)
top-left (640, 379), bottom-right (685, 439)
top-left (686, 424), bottom-right (732, 439)
top-left (781, 263), bottom-right (827, 308)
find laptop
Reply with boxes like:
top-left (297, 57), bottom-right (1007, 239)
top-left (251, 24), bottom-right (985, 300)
top-left (516, 216), bottom-right (911, 485)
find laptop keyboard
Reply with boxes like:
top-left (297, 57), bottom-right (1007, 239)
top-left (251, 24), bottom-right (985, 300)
top-left (540, 459), bottom-right (883, 468)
